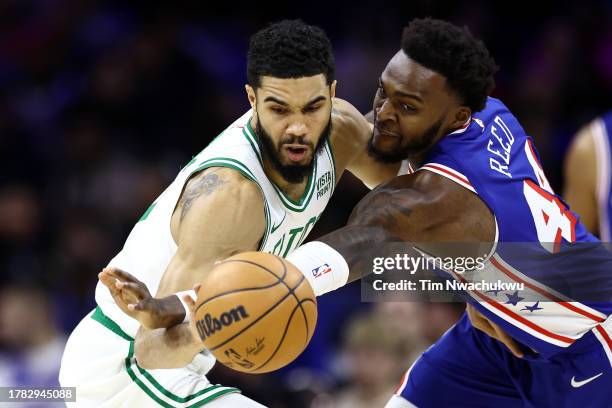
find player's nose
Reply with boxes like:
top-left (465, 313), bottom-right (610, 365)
top-left (286, 121), bottom-right (308, 138)
top-left (376, 99), bottom-right (396, 124)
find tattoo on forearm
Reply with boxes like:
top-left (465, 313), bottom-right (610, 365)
top-left (180, 171), bottom-right (227, 220)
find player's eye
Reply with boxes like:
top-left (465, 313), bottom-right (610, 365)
top-left (401, 104), bottom-right (416, 112)
top-left (270, 106), bottom-right (287, 114)
top-left (304, 105), bottom-right (321, 114)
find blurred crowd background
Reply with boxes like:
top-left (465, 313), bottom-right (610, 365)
top-left (1, 0), bottom-right (611, 406)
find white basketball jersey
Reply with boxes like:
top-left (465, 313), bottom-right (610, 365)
top-left (95, 110), bottom-right (337, 336)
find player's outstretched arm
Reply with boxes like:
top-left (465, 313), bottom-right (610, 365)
top-left (318, 171), bottom-right (467, 283)
top-left (330, 98), bottom-right (401, 189)
top-left (128, 167), bottom-right (266, 369)
top-left (286, 171), bottom-right (494, 295)
top-left (295, 172), bottom-right (524, 357)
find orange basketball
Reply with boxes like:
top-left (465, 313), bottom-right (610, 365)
top-left (193, 252), bottom-right (317, 373)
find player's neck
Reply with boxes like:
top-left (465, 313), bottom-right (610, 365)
top-left (262, 159), bottom-right (309, 201)
top-left (407, 122), bottom-right (460, 167)
top-left (407, 145), bottom-right (440, 168)
top-left (407, 151), bottom-right (428, 168)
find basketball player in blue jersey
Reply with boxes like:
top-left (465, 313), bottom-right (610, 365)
top-left (278, 18), bottom-right (611, 407)
top-left (564, 111), bottom-right (612, 241)
top-left (105, 19), bottom-right (612, 407)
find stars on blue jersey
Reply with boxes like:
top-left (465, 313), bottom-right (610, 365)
top-left (504, 291), bottom-right (525, 306)
top-left (521, 301), bottom-right (544, 313)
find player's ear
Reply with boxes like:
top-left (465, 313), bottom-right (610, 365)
top-left (450, 105), bottom-right (471, 129)
top-left (245, 85), bottom-right (257, 111)
top-left (330, 80), bottom-right (337, 99)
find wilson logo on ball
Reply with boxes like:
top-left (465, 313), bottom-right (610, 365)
top-left (195, 305), bottom-right (250, 341)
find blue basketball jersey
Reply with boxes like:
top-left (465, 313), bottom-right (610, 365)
top-left (592, 111), bottom-right (612, 241)
top-left (415, 97), bottom-right (612, 368)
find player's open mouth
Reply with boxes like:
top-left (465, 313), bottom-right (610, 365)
top-left (284, 145), bottom-right (309, 162)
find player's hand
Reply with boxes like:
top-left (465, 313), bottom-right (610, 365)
top-left (99, 267), bottom-right (183, 330)
top-left (466, 303), bottom-right (524, 358)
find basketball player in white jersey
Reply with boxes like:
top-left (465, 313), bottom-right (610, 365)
top-left (59, 20), bottom-right (400, 407)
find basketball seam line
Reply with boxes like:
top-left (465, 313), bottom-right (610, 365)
top-left (289, 274), bottom-right (311, 342)
top-left (278, 257), bottom-right (311, 341)
top-left (253, 297), bottom-right (316, 372)
top-left (193, 258), bottom-right (288, 313)
top-left (194, 280), bottom-right (282, 315)
top-left (270, 256), bottom-right (312, 344)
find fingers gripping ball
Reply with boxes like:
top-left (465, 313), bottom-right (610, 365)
top-left (193, 252), bottom-right (317, 373)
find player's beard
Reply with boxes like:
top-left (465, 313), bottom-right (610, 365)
top-left (256, 113), bottom-right (331, 183)
top-left (367, 117), bottom-right (444, 163)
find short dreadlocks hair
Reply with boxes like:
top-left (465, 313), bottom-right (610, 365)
top-left (247, 19), bottom-right (335, 89)
top-left (401, 18), bottom-right (498, 112)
